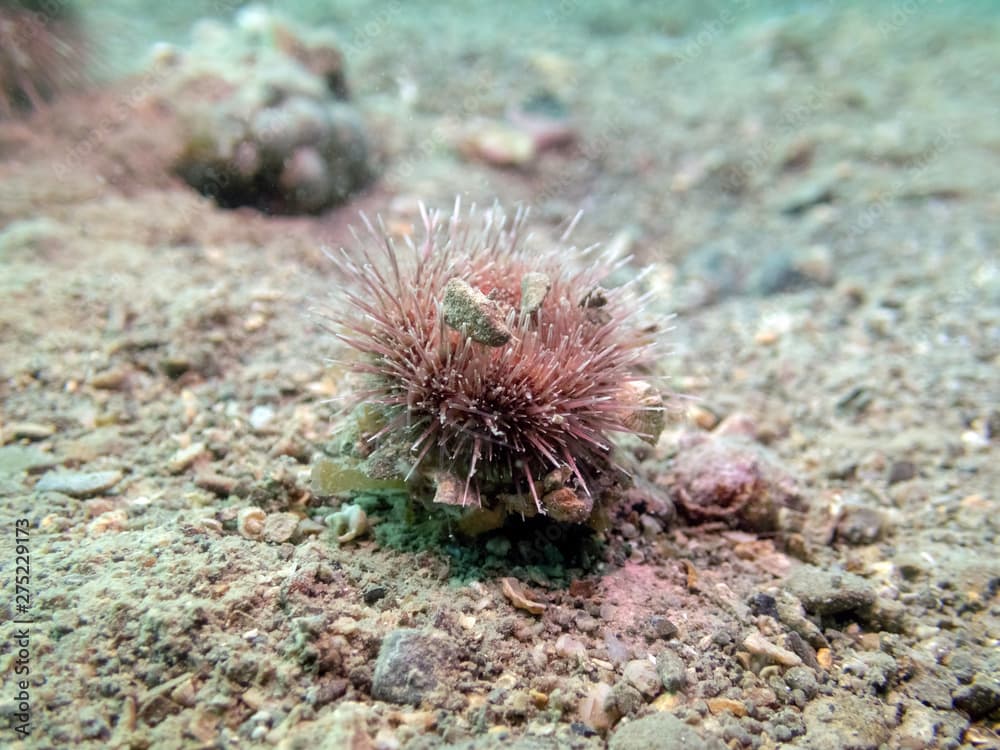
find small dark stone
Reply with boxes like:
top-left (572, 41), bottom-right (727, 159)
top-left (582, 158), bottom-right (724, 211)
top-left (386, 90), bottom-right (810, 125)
top-left (159, 356), bottom-right (191, 379)
top-left (571, 721), bottom-right (598, 737)
top-left (835, 386), bottom-right (872, 417)
top-left (748, 592), bottom-right (779, 618)
top-left (887, 460), bottom-right (917, 485)
top-left (953, 674), bottom-right (1000, 719)
top-left (985, 410), bottom-right (1000, 440)
top-left (649, 615), bottom-right (679, 641)
top-left (835, 504), bottom-right (884, 545)
top-left (363, 586), bottom-right (387, 605)
top-left (306, 678), bottom-right (349, 709)
top-left (785, 631), bottom-right (820, 670)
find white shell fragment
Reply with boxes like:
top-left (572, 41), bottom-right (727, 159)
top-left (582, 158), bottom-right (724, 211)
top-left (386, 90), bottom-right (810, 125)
top-left (325, 503), bottom-right (369, 543)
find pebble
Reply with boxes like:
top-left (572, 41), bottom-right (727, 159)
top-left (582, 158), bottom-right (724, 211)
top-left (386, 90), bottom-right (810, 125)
top-left (835, 504), bottom-right (884, 545)
top-left (706, 697), bottom-right (747, 717)
top-left (262, 512), bottom-right (299, 544)
top-left (458, 122), bottom-right (536, 168)
top-left (371, 629), bottom-right (454, 706)
top-left (649, 615), bottom-right (679, 641)
top-left (887, 460), bottom-right (917, 485)
top-left (801, 695), bottom-right (888, 749)
top-left (168, 442), bottom-right (206, 474)
top-left (622, 659), bottom-right (660, 697)
top-left (784, 565), bottom-right (875, 617)
top-left (5, 422), bottom-right (56, 441)
top-left (609, 711), bottom-right (719, 750)
top-left (656, 650), bottom-right (688, 692)
top-left (578, 682), bottom-right (616, 732)
top-left (249, 405), bottom-right (275, 431)
top-left (952, 673), bottom-right (1000, 719)
top-left (687, 404), bottom-right (720, 430)
top-left (36, 469), bottom-right (122, 499)
top-left (743, 631), bottom-right (803, 667)
top-left (0, 445), bottom-right (58, 476)
top-left (89, 367), bottom-right (129, 390)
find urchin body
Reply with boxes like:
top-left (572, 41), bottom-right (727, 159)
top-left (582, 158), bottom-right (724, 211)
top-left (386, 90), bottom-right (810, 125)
top-left (327, 200), bottom-right (664, 524)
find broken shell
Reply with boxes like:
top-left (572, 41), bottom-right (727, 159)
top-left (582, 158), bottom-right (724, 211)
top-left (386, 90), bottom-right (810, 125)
top-left (325, 503), bottom-right (369, 543)
top-left (458, 122), bottom-right (536, 168)
top-left (620, 380), bottom-right (666, 445)
top-left (237, 506), bottom-right (266, 539)
top-left (500, 577), bottom-right (547, 615)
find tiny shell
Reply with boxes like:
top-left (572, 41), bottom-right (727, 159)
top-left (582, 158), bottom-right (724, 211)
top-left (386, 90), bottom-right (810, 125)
top-left (237, 507), bottom-right (266, 539)
top-left (500, 577), bottom-right (546, 615)
top-left (325, 503), bottom-right (368, 543)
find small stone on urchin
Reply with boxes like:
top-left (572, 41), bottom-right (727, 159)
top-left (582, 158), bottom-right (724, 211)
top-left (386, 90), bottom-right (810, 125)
top-left (520, 272), bottom-right (551, 315)
top-left (442, 277), bottom-right (512, 346)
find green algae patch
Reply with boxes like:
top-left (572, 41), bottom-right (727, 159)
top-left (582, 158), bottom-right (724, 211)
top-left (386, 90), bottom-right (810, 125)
top-left (310, 456), bottom-right (407, 497)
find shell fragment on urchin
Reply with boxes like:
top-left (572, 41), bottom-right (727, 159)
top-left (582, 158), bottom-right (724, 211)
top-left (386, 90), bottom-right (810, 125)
top-left (321, 199), bottom-right (666, 525)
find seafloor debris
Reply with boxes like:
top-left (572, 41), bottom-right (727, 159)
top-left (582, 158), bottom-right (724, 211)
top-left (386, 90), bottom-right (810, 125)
top-left (456, 91), bottom-right (576, 169)
top-left (155, 5), bottom-right (372, 214)
top-left (667, 432), bottom-right (804, 532)
top-left (317, 200), bottom-right (666, 528)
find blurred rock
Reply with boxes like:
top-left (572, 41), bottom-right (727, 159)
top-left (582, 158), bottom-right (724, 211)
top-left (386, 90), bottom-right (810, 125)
top-left (163, 7), bottom-right (372, 214)
top-left (371, 628), bottom-right (455, 706)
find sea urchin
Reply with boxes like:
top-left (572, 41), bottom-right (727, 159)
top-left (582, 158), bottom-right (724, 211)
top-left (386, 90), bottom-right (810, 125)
top-left (323, 199), bottom-right (665, 526)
